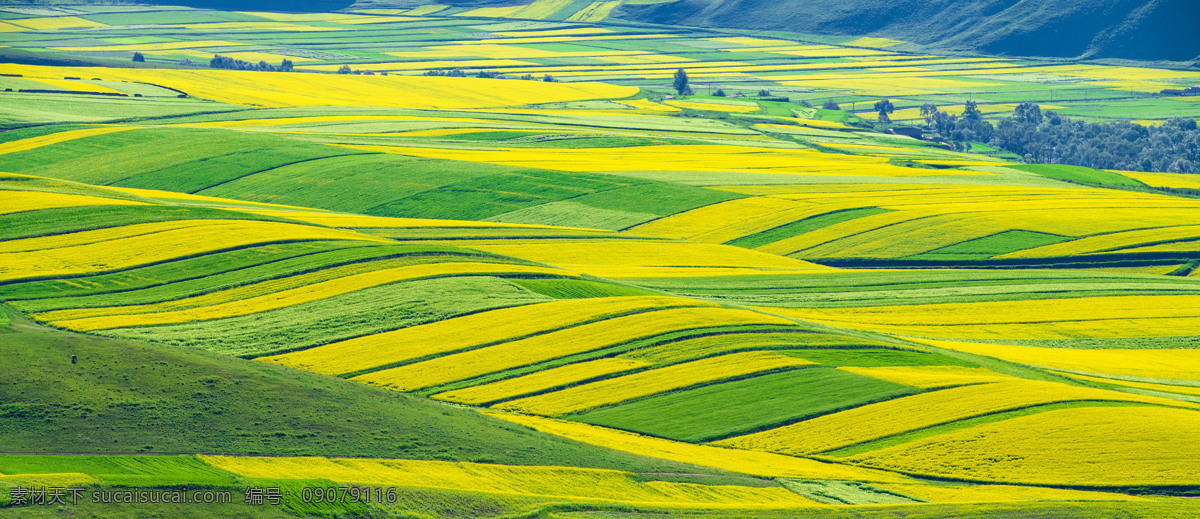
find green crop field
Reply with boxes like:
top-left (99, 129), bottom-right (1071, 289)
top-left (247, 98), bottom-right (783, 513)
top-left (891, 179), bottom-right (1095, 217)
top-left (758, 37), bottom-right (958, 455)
top-left (0, 3), bottom-right (1198, 517)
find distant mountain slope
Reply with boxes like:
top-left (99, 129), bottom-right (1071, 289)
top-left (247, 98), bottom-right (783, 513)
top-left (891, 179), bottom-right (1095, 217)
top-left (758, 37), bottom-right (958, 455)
top-left (614, 0), bottom-right (1200, 61)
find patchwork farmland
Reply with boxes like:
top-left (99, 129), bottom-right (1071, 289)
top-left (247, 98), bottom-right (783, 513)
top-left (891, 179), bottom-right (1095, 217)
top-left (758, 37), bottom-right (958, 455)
top-left (1, 3), bottom-right (1199, 518)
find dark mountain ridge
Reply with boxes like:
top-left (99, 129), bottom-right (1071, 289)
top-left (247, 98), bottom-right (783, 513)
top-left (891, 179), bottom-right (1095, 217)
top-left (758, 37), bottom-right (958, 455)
top-left (615, 0), bottom-right (1200, 61)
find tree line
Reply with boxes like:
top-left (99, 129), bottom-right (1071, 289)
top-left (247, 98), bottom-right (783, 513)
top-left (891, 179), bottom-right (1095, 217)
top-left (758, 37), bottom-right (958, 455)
top-left (904, 101), bottom-right (1199, 174)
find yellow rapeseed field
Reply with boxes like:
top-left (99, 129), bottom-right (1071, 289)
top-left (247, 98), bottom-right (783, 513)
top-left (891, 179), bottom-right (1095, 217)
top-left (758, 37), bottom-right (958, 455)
top-left (836, 366), bottom-right (1015, 389)
top-left (1057, 372), bottom-right (1200, 397)
top-left (918, 339), bottom-right (1200, 381)
top-left (262, 296), bottom-right (705, 375)
top-left (0, 189), bottom-right (146, 215)
top-left (0, 220), bottom-right (383, 283)
top-left (760, 294), bottom-right (1200, 339)
top-left (849, 406), bottom-right (1200, 486)
top-left (10, 16), bottom-right (105, 30)
top-left (482, 411), bottom-right (907, 482)
top-left (717, 380), bottom-right (1197, 455)
top-left (52, 40), bottom-right (246, 52)
top-left (879, 482), bottom-right (1148, 504)
top-left (497, 351), bottom-right (815, 415)
top-left (353, 307), bottom-right (798, 391)
top-left (454, 239), bottom-right (831, 277)
top-left (343, 143), bottom-right (955, 177)
top-left (434, 358), bottom-right (651, 405)
top-left (1115, 171), bottom-right (1200, 189)
top-left (0, 64), bottom-right (637, 109)
top-left (48, 262), bottom-right (575, 332)
top-left (664, 100), bottom-right (761, 112)
top-left (199, 455), bottom-right (821, 507)
top-left (626, 197), bottom-right (819, 242)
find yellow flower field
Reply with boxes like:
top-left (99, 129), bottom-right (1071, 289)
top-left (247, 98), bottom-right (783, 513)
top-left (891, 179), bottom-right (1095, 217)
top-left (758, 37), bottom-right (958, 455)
top-left (434, 358), bottom-right (652, 405)
top-left (48, 262), bottom-right (574, 332)
top-left (1116, 170), bottom-right (1200, 189)
top-left (849, 406), bottom-right (1200, 486)
top-left (0, 64), bottom-right (638, 109)
top-left (9, 16), bottom-right (105, 30)
top-left (664, 99), bottom-right (761, 112)
top-left (762, 294), bottom-right (1200, 339)
top-left (482, 411), bottom-right (907, 483)
top-left (0, 190), bottom-right (146, 216)
top-left (919, 339), bottom-right (1200, 381)
top-left (625, 197), bottom-right (820, 242)
top-left (343, 143), bottom-right (957, 177)
top-left (717, 380), bottom-right (1197, 455)
top-left (1058, 372), bottom-right (1200, 397)
top-left (52, 40), bottom-right (246, 52)
top-left (836, 366), bottom-right (1015, 389)
top-left (496, 351), bottom-right (815, 415)
top-left (36, 256), bottom-right (426, 320)
top-left (200, 455), bottom-right (821, 507)
top-left (448, 239), bottom-right (830, 277)
top-left (0, 220), bottom-right (383, 283)
top-left (262, 296), bottom-right (706, 375)
top-left (354, 307), bottom-right (799, 391)
top-left (879, 482), bottom-right (1149, 504)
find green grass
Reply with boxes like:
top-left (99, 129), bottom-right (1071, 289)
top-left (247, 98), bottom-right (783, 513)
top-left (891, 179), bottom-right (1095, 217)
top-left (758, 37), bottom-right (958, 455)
top-left (364, 169), bottom-right (644, 220)
top-left (621, 332), bottom-right (897, 365)
top-left (0, 93), bottom-right (243, 126)
top-left (0, 484), bottom-right (301, 518)
top-left (196, 154), bottom-right (517, 213)
top-left (776, 479), bottom-right (917, 505)
top-left (727, 208), bottom-right (891, 249)
top-left (1009, 164), bottom-right (1147, 188)
top-left (571, 183), bottom-right (744, 219)
top-left (0, 241), bottom-right (375, 301)
top-left (0, 127), bottom-right (362, 192)
top-left (561, 501), bottom-right (1200, 518)
top-left (0, 308), bottom-right (722, 475)
top-left (0, 204), bottom-right (283, 241)
top-left (783, 348), bottom-right (978, 367)
top-left (572, 367), bottom-right (919, 442)
top-left (0, 123), bottom-right (91, 142)
top-left (484, 201), bottom-right (659, 230)
top-left (508, 278), bottom-right (660, 299)
top-left (101, 276), bottom-right (555, 357)
top-left (9, 245), bottom-right (501, 313)
top-left (0, 455), bottom-right (239, 486)
top-left (910, 230), bottom-right (1072, 260)
top-left (627, 269), bottom-right (1200, 308)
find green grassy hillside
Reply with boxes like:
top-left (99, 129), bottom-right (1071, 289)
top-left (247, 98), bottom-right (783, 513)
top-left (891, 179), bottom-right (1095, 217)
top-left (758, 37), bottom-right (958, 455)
top-left (0, 307), bottom-right (726, 476)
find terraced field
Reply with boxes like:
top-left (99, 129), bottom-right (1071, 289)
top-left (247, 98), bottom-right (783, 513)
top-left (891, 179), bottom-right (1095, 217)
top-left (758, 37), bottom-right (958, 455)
top-left (1, 4), bottom-right (1198, 519)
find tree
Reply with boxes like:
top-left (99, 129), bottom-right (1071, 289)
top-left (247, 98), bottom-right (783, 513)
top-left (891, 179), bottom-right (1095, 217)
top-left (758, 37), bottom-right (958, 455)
top-left (132, 52), bottom-right (145, 62)
top-left (821, 99), bottom-right (840, 110)
top-left (874, 98), bottom-right (894, 124)
top-left (179, 57), bottom-right (193, 67)
top-left (673, 68), bottom-right (690, 96)
top-left (1013, 102), bottom-right (1043, 125)
top-left (336, 65), bottom-right (352, 74)
top-left (280, 59), bottom-right (294, 72)
top-left (963, 100), bottom-right (982, 121)
top-left (800, 99), bottom-right (813, 108)
top-left (758, 88), bottom-right (771, 97)
top-left (715, 89), bottom-right (726, 97)
top-left (543, 74), bottom-right (555, 82)
top-left (920, 103), bottom-right (938, 124)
